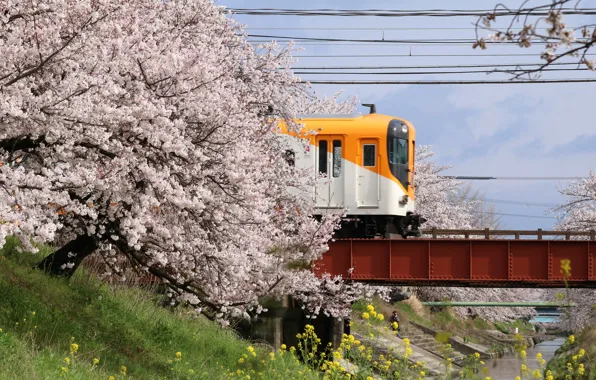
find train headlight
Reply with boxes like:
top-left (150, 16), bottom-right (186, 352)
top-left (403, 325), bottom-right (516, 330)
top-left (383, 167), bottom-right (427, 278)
top-left (401, 123), bottom-right (408, 133)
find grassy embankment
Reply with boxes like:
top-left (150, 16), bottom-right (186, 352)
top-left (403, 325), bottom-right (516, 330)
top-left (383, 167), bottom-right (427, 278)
top-left (545, 329), bottom-right (595, 379)
top-left (0, 238), bottom-right (317, 380)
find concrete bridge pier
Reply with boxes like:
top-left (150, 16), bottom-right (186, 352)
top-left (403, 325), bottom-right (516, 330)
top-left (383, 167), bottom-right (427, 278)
top-left (234, 296), bottom-right (346, 352)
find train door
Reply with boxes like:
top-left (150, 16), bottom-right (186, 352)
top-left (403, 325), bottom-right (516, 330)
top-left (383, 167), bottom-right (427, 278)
top-left (315, 135), bottom-right (344, 208)
top-left (357, 139), bottom-right (380, 207)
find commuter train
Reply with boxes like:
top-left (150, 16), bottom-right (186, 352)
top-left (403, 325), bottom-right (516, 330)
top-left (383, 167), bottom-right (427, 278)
top-left (278, 105), bottom-right (426, 239)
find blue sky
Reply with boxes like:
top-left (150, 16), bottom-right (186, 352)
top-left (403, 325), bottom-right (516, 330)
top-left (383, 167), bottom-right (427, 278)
top-left (218, 0), bottom-right (596, 229)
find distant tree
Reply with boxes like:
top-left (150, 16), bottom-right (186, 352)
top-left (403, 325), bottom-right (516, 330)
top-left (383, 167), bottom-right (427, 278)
top-left (454, 183), bottom-right (504, 230)
top-left (554, 171), bottom-right (596, 231)
top-left (414, 145), bottom-right (477, 230)
top-left (289, 89), bottom-right (358, 115)
top-left (548, 172), bottom-right (596, 330)
top-left (475, 0), bottom-right (596, 78)
top-left (413, 146), bottom-right (541, 322)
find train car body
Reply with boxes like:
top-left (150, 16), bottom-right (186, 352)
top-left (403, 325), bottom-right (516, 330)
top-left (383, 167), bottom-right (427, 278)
top-left (278, 109), bottom-right (424, 239)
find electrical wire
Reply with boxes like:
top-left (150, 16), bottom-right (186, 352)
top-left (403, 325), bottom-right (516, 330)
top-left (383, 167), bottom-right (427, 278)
top-left (247, 34), bottom-right (577, 45)
top-left (293, 53), bottom-right (596, 58)
top-left (482, 198), bottom-right (559, 207)
top-left (469, 211), bottom-right (557, 220)
top-left (291, 62), bottom-right (584, 70)
top-left (302, 79), bottom-right (596, 84)
top-left (440, 176), bottom-right (587, 180)
top-left (244, 26), bottom-right (587, 31)
top-left (295, 68), bottom-right (593, 75)
top-left (230, 7), bottom-right (596, 17)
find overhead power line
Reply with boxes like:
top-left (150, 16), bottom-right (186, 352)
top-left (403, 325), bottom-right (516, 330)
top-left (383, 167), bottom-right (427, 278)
top-left (303, 79), bottom-right (596, 85)
top-left (483, 198), bottom-right (558, 207)
top-left (245, 26), bottom-right (586, 31)
top-left (291, 62), bottom-right (583, 70)
top-left (248, 34), bottom-right (575, 45)
top-left (294, 53), bottom-right (596, 58)
top-left (441, 176), bottom-right (586, 180)
top-left (231, 7), bottom-right (596, 17)
top-left (295, 68), bottom-right (592, 75)
top-left (469, 211), bottom-right (557, 220)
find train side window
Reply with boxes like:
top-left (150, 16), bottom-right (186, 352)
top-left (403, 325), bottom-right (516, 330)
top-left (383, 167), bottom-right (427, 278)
top-left (363, 144), bottom-right (376, 167)
top-left (318, 140), bottom-right (328, 175)
top-left (332, 140), bottom-right (342, 177)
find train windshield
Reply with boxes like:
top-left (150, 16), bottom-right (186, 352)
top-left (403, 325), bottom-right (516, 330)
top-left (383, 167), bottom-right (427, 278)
top-left (389, 137), bottom-right (408, 165)
top-left (387, 119), bottom-right (409, 189)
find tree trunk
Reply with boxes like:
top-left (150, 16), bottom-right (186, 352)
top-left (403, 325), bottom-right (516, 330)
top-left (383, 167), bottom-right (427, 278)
top-left (37, 235), bottom-right (98, 277)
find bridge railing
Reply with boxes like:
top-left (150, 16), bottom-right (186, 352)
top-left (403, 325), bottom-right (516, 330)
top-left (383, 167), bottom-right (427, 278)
top-left (420, 228), bottom-right (596, 240)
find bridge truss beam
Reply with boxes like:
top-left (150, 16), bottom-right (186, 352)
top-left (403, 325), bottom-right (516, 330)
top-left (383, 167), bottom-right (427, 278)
top-left (313, 239), bottom-right (596, 288)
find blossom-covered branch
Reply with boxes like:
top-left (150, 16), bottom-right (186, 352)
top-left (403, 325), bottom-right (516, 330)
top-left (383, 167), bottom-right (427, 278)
top-left (475, 0), bottom-right (596, 78)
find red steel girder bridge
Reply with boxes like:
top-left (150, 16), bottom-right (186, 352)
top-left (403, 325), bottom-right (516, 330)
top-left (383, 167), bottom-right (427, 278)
top-left (313, 229), bottom-right (596, 288)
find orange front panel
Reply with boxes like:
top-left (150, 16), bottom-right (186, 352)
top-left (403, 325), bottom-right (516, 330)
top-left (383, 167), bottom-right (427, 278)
top-left (510, 241), bottom-right (549, 280)
top-left (429, 241), bottom-right (470, 279)
top-left (550, 241), bottom-right (590, 280)
top-left (470, 241), bottom-right (509, 280)
top-left (351, 241), bottom-right (390, 280)
top-left (389, 240), bottom-right (429, 279)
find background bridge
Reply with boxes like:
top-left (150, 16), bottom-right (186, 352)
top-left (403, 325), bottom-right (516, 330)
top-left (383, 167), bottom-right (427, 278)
top-left (313, 229), bottom-right (596, 288)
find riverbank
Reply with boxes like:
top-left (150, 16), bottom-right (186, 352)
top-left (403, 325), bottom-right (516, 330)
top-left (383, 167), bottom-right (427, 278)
top-left (545, 327), bottom-right (596, 378)
top-left (350, 296), bottom-right (557, 379)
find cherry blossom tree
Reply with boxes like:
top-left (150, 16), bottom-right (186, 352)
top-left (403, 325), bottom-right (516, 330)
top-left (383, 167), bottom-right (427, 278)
top-left (412, 146), bottom-right (541, 322)
top-left (0, 0), bottom-right (361, 321)
top-left (414, 145), bottom-right (477, 230)
top-left (554, 171), bottom-right (596, 231)
top-left (476, 0), bottom-right (596, 78)
top-left (289, 90), bottom-right (358, 115)
top-left (547, 172), bottom-right (596, 330)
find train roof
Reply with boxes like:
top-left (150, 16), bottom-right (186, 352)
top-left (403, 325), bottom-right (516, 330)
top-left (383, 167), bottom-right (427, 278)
top-left (293, 113), bottom-right (407, 123)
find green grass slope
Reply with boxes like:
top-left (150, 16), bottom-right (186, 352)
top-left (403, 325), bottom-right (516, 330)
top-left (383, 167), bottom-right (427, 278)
top-left (0, 239), bottom-right (315, 380)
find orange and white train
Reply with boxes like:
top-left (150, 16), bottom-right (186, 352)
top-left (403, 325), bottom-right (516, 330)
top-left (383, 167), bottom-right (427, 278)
top-left (279, 105), bottom-right (426, 239)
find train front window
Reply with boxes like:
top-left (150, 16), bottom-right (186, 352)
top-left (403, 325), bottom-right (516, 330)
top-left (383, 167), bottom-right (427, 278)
top-left (389, 138), bottom-right (408, 165)
top-left (387, 119), bottom-right (410, 189)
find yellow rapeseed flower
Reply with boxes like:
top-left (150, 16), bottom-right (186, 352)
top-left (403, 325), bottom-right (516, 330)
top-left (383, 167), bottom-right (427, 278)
top-left (362, 312), bottom-right (370, 319)
top-left (568, 335), bottom-right (575, 343)
top-left (176, 351), bottom-right (182, 358)
top-left (377, 313), bottom-right (385, 321)
top-left (560, 259), bottom-right (571, 278)
top-left (366, 304), bottom-right (375, 312)
top-left (64, 357), bottom-right (70, 365)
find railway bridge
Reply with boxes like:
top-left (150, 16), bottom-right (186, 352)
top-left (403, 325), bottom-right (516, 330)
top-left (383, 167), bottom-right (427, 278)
top-left (313, 229), bottom-right (596, 288)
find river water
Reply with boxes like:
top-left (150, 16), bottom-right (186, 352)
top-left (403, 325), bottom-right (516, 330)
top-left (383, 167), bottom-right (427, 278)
top-left (484, 337), bottom-right (566, 379)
